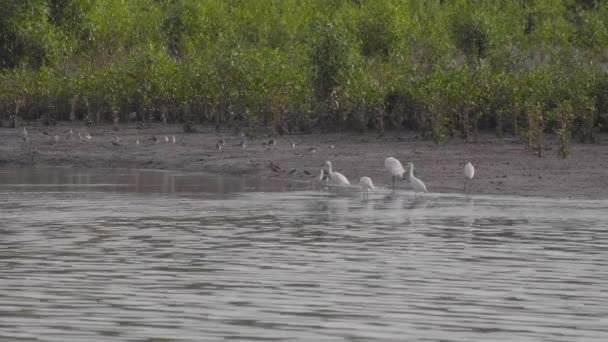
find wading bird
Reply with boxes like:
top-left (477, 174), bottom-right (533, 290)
top-left (324, 160), bottom-right (350, 187)
top-left (384, 157), bottom-right (405, 191)
top-left (464, 162), bottom-right (475, 192)
top-left (171, 135), bottom-right (176, 144)
top-left (359, 177), bottom-right (375, 198)
top-left (22, 127), bottom-right (28, 143)
top-left (407, 162), bottom-right (427, 197)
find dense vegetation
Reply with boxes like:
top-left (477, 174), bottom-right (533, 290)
top-left (1, 0), bottom-right (608, 155)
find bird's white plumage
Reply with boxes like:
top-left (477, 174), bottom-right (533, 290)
top-left (407, 162), bottom-right (427, 194)
top-left (464, 162), bottom-right (475, 180)
top-left (385, 157), bottom-right (405, 190)
top-left (385, 157), bottom-right (405, 177)
top-left (325, 161), bottom-right (350, 186)
top-left (359, 177), bottom-right (375, 192)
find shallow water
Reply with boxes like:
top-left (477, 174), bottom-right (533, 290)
top-left (1, 168), bottom-right (607, 341)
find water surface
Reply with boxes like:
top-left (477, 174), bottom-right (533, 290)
top-left (1, 168), bottom-right (607, 341)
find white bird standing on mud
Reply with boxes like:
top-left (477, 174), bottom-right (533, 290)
top-left (22, 127), bottom-right (28, 142)
top-left (385, 157), bottom-right (405, 191)
top-left (464, 162), bottom-right (475, 192)
top-left (407, 162), bottom-right (427, 197)
top-left (359, 177), bottom-right (375, 198)
top-left (325, 160), bottom-right (350, 187)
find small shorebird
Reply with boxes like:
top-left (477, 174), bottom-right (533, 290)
top-left (308, 147), bottom-right (317, 154)
top-left (291, 142), bottom-right (296, 148)
top-left (152, 135), bottom-right (159, 144)
top-left (385, 157), bottom-right (405, 191)
top-left (324, 160), bottom-right (350, 187)
top-left (237, 140), bottom-right (246, 148)
top-left (464, 162), bottom-right (475, 192)
top-left (216, 142), bottom-right (222, 151)
top-left (359, 177), bottom-right (375, 198)
top-left (218, 139), bottom-right (225, 146)
top-left (407, 162), bottom-right (427, 198)
top-left (84, 131), bottom-right (92, 140)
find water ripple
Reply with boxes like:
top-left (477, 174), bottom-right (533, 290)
top-left (1, 169), bottom-right (607, 341)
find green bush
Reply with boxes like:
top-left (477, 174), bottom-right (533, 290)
top-left (0, 0), bottom-right (607, 151)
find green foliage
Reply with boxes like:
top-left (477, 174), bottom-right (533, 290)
top-left (0, 0), bottom-right (607, 153)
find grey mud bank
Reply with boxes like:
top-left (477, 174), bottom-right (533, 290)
top-left (2, 123), bottom-right (607, 199)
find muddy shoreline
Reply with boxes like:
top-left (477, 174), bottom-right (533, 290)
top-left (1, 123), bottom-right (607, 199)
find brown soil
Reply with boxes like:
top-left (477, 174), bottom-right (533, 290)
top-left (1, 123), bottom-right (607, 198)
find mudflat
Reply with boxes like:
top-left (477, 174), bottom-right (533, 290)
top-left (2, 123), bottom-right (607, 199)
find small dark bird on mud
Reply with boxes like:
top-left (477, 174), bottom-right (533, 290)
top-left (307, 147), bottom-right (317, 154)
top-left (237, 140), bottom-right (246, 148)
top-left (269, 162), bottom-right (281, 172)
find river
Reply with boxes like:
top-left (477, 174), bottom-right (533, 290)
top-left (1, 168), bottom-right (607, 341)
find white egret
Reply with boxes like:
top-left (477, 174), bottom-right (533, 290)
top-left (164, 136), bottom-right (169, 143)
top-left (171, 135), bottom-right (176, 144)
top-left (464, 162), bottom-right (475, 192)
top-left (325, 161), bottom-right (350, 187)
top-left (385, 157), bottom-right (405, 191)
top-left (22, 127), bottom-right (28, 142)
top-left (359, 177), bottom-right (375, 198)
top-left (407, 162), bottom-right (427, 197)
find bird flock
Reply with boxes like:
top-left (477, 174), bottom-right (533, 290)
top-left (16, 126), bottom-right (476, 196)
top-left (321, 157), bottom-right (475, 198)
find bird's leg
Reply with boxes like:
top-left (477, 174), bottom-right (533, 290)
top-left (392, 176), bottom-right (395, 191)
top-left (463, 179), bottom-right (467, 192)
